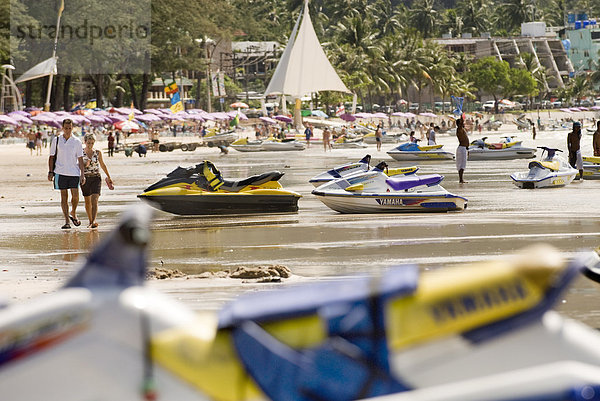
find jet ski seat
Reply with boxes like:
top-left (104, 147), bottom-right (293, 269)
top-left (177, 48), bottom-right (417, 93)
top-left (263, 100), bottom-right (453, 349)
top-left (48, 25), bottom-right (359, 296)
top-left (221, 171), bottom-right (284, 192)
top-left (528, 160), bottom-right (559, 171)
top-left (386, 174), bottom-right (443, 191)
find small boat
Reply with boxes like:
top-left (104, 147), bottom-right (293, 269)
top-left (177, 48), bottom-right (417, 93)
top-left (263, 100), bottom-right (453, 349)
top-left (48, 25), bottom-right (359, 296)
top-left (138, 161), bottom-right (301, 215)
top-left (230, 137), bottom-right (306, 152)
top-left (363, 132), bottom-right (406, 144)
top-left (309, 155), bottom-right (418, 187)
top-left (312, 162), bottom-right (466, 213)
top-left (202, 129), bottom-right (238, 147)
top-left (468, 136), bottom-right (536, 160)
top-left (4, 209), bottom-right (600, 400)
top-left (510, 147), bottom-right (578, 189)
top-left (331, 135), bottom-right (368, 149)
top-left (387, 142), bottom-right (454, 161)
top-left (583, 156), bottom-right (600, 179)
top-left (482, 119), bottom-right (502, 131)
top-left (513, 114), bottom-right (532, 130)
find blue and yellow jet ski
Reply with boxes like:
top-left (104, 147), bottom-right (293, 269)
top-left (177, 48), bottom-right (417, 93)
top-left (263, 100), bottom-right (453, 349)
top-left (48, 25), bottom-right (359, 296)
top-left (138, 161), bottom-right (301, 215)
top-left (3, 209), bottom-right (600, 400)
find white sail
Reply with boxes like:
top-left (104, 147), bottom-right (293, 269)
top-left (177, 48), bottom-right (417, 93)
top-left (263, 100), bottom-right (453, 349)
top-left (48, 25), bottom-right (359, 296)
top-left (15, 57), bottom-right (57, 84)
top-left (265, 0), bottom-right (350, 98)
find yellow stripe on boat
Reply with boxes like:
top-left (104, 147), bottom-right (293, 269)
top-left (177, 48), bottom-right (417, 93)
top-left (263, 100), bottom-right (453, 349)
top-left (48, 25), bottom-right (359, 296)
top-left (417, 144), bottom-right (443, 151)
top-left (346, 183), bottom-right (364, 192)
top-left (385, 245), bottom-right (565, 350)
top-left (387, 166), bottom-right (418, 176)
top-left (583, 156), bottom-right (600, 164)
top-left (232, 138), bottom-right (248, 145)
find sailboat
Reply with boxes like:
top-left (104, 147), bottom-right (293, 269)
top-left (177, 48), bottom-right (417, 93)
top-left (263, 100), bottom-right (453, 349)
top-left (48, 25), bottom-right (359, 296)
top-left (264, 0), bottom-right (351, 128)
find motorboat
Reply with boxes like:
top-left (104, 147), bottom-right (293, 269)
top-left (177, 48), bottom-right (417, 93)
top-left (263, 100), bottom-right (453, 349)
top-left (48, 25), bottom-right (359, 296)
top-left (513, 114), bottom-right (533, 130)
top-left (138, 161), bottom-right (301, 214)
top-left (510, 147), bottom-right (578, 189)
top-left (312, 162), bottom-right (466, 213)
top-left (363, 132), bottom-right (407, 144)
top-left (309, 155), bottom-right (419, 187)
top-left (387, 142), bottom-right (454, 161)
top-left (482, 119), bottom-right (502, 131)
top-left (230, 137), bottom-right (306, 152)
top-left (202, 129), bottom-right (239, 147)
top-left (331, 134), bottom-right (368, 149)
top-left (583, 156), bottom-right (600, 179)
top-left (5, 209), bottom-right (600, 400)
top-left (468, 136), bottom-right (536, 160)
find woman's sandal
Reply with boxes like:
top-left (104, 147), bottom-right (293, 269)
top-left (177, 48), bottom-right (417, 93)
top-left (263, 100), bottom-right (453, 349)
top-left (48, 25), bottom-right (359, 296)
top-left (61, 223), bottom-right (71, 230)
top-left (69, 215), bottom-right (81, 226)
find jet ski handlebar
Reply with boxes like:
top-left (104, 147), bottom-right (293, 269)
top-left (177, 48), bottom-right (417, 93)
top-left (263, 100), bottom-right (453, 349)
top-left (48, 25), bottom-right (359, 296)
top-left (537, 146), bottom-right (562, 152)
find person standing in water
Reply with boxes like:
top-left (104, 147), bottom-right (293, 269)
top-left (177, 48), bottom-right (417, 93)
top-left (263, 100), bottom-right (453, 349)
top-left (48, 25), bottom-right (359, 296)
top-left (455, 118), bottom-right (469, 184)
top-left (567, 121), bottom-right (584, 180)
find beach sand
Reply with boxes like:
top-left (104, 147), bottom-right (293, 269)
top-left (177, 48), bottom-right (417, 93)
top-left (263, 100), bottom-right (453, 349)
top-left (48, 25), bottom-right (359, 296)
top-left (1, 117), bottom-right (600, 326)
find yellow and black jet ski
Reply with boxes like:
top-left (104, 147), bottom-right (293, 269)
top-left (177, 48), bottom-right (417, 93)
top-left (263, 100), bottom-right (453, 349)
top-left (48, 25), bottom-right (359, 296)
top-left (138, 161), bottom-right (301, 215)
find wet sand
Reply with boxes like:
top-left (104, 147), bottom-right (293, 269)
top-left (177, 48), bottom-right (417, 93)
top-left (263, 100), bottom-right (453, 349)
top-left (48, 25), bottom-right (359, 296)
top-left (1, 126), bottom-right (600, 326)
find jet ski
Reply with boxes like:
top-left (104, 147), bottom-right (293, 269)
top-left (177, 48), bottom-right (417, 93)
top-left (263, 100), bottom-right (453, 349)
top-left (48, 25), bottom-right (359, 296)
top-left (230, 137), bottom-right (306, 152)
top-left (583, 156), bottom-right (600, 179)
top-left (312, 161), bottom-right (467, 213)
top-left (387, 142), bottom-right (454, 161)
top-left (138, 161), bottom-right (301, 215)
top-left (309, 155), bottom-right (418, 187)
top-left (468, 136), bottom-right (536, 160)
top-left (510, 147), bottom-right (578, 189)
top-left (4, 209), bottom-right (600, 401)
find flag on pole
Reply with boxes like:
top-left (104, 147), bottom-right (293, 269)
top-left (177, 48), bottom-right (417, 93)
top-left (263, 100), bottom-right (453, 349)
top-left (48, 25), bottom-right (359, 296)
top-left (164, 82), bottom-right (179, 95)
top-left (451, 95), bottom-right (464, 116)
top-left (335, 103), bottom-right (345, 117)
top-left (128, 101), bottom-right (135, 120)
top-left (170, 91), bottom-right (183, 113)
top-left (229, 113), bottom-right (239, 127)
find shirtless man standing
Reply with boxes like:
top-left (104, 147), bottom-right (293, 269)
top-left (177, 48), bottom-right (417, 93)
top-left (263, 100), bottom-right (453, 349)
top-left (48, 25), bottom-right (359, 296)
top-left (455, 118), bottom-right (469, 184)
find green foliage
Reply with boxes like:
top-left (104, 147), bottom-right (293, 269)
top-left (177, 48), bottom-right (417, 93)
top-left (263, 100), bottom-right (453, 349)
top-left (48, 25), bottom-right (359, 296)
top-left (507, 67), bottom-right (538, 98)
top-left (467, 56), bottom-right (511, 100)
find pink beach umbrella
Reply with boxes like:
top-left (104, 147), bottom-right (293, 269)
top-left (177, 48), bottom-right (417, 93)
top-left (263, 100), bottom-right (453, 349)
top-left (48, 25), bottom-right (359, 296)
top-left (0, 115), bottom-right (20, 126)
top-left (7, 112), bottom-right (33, 124)
top-left (273, 115), bottom-right (293, 123)
top-left (340, 113), bottom-right (356, 122)
top-left (259, 116), bottom-right (278, 125)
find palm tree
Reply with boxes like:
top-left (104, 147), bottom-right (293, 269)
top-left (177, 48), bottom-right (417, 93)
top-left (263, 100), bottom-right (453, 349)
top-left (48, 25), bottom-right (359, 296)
top-left (457, 0), bottom-right (491, 36)
top-left (568, 75), bottom-right (590, 106)
top-left (495, 0), bottom-right (535, 34)
top-left (540, 0), bottom-right (566, 27)
top-left (410, 0), bottom-right (438, 38)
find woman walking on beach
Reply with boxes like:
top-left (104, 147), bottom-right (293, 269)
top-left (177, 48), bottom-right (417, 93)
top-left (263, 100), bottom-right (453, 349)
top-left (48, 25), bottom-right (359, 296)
top-left (81, 133), bottom-right (113, 228)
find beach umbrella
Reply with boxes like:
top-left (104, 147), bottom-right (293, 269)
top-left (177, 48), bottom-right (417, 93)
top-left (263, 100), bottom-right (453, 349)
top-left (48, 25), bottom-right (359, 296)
top-left (591, 106), bottom-right (600, 110)
top-left (419, 112), bottom-right (437, 118)
top-left (85, 115), bottom-right (108, 125)
top-left (404, 112), bottom-right (416, 118)
top-left (274, 115), bottom-right (293, 123)
top-left (353, 112), bottom-right (373, 119)
top-left (10, 110), bottom-right (31, 116)
top-left (391, 112), bottom-right (406, 117)
top-left (373, 112), bottom-right (388, 118)
top-left (559, 108), bottom-right (573, 113)
top-left (31, 113), bottom-right (59, 125)
top-left (579, 107), bottom-right (589, 111)
top-left (340, 113), bottom-right (356, 122)
top-left (259, 116), bottom-right (278, 125)
top-left (210, 112), bottom-right (230, 120)
top-left (7, 112), bottom-right (33, 124)
top-left (143, 109), bottom-right (164, 115)
top-left (114, 120), bottom-right (140, 132)
top-left (183, 114), bottom-right (205, 122)
top-left (230, 102), bottom-right (249, 109)
top-left (136, 114), bottom-right (163, 123)
top-left (0, 115), bottom-right (20, 126)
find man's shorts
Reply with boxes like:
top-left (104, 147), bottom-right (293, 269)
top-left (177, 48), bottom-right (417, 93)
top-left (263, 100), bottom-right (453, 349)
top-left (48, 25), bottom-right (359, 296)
top-left (456, 146), bottom-right (467, 170)
top-left (27, 141), bottom-right (35, 149)
top-left (569, 150), bottom-right (583, 170)
top-left (81, 175), bottom-right (101, 196)
top-left (54, 174), bottom-right (80, 190)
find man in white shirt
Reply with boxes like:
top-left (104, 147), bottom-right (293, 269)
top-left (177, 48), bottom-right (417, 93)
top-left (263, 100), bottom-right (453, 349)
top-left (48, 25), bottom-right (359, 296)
top-left (47, 119), bottom-right (86, 229)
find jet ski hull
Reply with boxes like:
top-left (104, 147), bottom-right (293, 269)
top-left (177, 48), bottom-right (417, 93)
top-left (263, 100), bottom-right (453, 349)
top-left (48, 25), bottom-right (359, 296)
top-left (138, 193), bottom-right (300, 215)
top-left (468, 147), bottom-right (536, 160)
top-left (312, 191), bottom-right (467, 213)
top-left (232, 141), bottom-right (306, 152)
top-left (583, 161), bottom-right (600, 179)
top-left (510, 171), bottom-right (577, 188)
top-left (331, 141), bottom-right (368, 149)
top-left (387, 150), bottom-right (454, 161)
